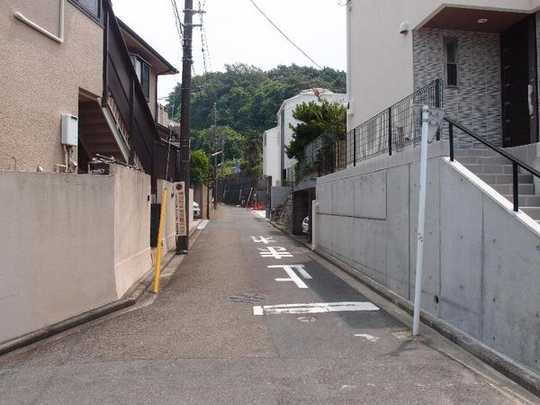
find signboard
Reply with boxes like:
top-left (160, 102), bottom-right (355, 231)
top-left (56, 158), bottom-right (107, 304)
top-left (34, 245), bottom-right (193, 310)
top-left (175, 182), bottom-right (187, 237)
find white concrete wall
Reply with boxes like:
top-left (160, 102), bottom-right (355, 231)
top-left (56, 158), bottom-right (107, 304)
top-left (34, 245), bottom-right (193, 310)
top-left (315, 142), bottom-right (540, 373)
top-left (0, 167), bottom-right (154, 343)
top-left (263, 127), bottom-right (281, 186)
top-left (347, 0), bottom-right (540, 130)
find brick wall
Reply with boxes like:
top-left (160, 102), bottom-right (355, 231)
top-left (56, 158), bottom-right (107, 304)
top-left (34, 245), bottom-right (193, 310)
top-left (413, 28), bottom-right (502, 146)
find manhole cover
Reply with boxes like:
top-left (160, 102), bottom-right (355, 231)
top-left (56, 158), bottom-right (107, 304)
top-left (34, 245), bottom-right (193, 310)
top-left (229, 293), bottom-right (266, 304)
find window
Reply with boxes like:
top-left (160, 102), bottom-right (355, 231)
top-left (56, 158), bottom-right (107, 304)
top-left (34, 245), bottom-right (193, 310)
top-left (130, 55), bottom-right (151, 100)
top-left (71, 0), bottom-right (100, 20)
top-left (445, 37), bottom-right (458, 87)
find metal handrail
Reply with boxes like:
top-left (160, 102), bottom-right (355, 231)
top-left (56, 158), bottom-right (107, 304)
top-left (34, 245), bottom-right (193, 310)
top-left (445, 117), bottom-right (540, 212)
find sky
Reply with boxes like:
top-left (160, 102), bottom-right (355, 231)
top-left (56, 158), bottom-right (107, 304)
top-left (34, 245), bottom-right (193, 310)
top-left (111, 0), bottom-right (347, 101)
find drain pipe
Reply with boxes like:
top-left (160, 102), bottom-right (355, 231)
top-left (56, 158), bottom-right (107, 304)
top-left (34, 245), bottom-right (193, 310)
top-left (14, 0), bottom-right (65, 44)
top-left (412, 105), bottom-right (430, 336)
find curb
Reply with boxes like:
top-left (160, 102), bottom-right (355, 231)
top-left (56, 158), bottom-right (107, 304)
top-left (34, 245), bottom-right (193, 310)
top-left (0, 228), bottom-right (202, 357)
top-left (268, 220), bottom-right (540, 398)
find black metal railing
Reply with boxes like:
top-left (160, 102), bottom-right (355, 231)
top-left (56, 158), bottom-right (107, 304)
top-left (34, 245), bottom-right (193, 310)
top-left (102, 0), bottom-right (175, 180)
top-left (288, 133), bottom-right (347, 185)
top-left (445, 117), bottom-right (540, 212)
top-left (347, 79), bottom-right (443, 166)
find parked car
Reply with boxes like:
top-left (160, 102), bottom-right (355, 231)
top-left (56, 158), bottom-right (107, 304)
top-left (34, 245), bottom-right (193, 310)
top-left (193, 202), bottom-right (201, 218)
top-left (302, 216), bottom-right (310, 234)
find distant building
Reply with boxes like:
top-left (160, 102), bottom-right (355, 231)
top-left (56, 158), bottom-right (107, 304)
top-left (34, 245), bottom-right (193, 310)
top-left (262, 88), bottom-right (346, 187)
top-left (262, 127), bottom-right (280, 187)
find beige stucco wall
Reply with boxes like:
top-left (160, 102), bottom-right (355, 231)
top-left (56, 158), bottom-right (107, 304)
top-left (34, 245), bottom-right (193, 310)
top-left (347, 0), bottom-right (540, 129)
top-left (0, 171), bottom-right (117, 343)
top-left (113, 166), bottom-right (152, 297)
top-left (0, 0), bottom-right (103, 171)
top-left (0, 167), bottom-right (153, 344)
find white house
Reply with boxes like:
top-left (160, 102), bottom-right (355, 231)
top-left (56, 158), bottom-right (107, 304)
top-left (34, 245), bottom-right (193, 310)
top-left (262, 88), bottom-right (346, 186)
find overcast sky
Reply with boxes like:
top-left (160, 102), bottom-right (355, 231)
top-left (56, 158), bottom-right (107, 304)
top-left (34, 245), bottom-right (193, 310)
top-left (111, 0), bottom-right (347, 101)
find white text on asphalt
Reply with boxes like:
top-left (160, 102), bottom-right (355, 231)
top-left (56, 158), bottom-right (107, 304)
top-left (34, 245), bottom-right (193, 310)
top-left (251, 236), bottom-right (275, 244)
top-left (258, 247), bottom-right (293, 259)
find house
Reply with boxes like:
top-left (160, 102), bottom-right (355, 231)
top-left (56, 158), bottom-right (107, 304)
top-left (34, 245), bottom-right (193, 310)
top-left (309, 0), bottom-right (540, 379)
top-left (262, 88), bottom-right (346, 231)
top-left (0, 0), bottom-right (179, 181)
top-left (275, 88), bottom-right (347, 184)
top-left (0, 0), bottom-right (193, 349)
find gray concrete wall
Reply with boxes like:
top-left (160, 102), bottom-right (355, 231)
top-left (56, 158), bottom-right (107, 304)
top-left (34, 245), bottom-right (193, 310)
top-left (0, 0), bottom-right (103, 171)
top-left (0, 167), bottom-right (154, 344)
top-left (315, 143), bottom-right (540, 373)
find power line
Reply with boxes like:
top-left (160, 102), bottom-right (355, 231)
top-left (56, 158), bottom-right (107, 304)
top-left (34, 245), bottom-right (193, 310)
top-left (247, 0), bottom-right (322, 69)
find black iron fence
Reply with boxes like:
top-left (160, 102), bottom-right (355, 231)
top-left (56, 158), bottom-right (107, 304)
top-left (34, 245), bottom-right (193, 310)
top-left (285, 80), bottom-right (443, 186)
top-left (347, 79), bottom-right (443, 166)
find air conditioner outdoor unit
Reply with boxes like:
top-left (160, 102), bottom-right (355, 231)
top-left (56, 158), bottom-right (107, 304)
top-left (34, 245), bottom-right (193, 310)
top-left (61, 113), bottom-right (78, 146)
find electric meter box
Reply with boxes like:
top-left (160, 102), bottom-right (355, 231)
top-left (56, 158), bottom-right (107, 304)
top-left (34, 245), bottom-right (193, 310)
top-left (61, 113), bottom-right (78, 146)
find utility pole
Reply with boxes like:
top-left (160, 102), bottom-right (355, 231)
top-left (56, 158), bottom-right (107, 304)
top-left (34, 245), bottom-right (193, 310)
top-left (213, 102), bottom-right (218, 209)
top-left (177, 0), bottom-right (195, 254)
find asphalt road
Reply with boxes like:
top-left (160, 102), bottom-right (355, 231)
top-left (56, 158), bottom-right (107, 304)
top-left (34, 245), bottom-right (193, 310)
top-left (0, 206), bottom-right (536, 404)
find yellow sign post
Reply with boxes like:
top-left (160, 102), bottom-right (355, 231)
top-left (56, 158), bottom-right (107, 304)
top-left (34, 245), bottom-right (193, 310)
top-left (152, 188), bottom-right (169, 294)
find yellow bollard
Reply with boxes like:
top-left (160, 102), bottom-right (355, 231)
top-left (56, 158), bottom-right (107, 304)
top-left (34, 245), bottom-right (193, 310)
top-left (152, 188), bottom-right (168, 294)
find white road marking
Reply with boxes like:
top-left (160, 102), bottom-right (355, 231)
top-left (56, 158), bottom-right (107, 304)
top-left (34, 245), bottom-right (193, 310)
top-left (252, 302), bottom-right (380, 316)
top-left (258, 247), bottom-right (293, 259)
top-left (269, 265), bottom-right (311, 289)
top-left (252, 210), bottom-right (266, 219)
top-left (251, 236), bottom-right (274, 244)
top-left (197, 220), bottom-right (209, 230)
top-left (354, 333), bottom-right (380, 343)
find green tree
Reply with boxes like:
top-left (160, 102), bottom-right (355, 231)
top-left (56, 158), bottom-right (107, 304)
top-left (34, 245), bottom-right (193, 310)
top-left (191, 149), bottom-right (209, 185)
top-left (286, 100), bottom-right (347, 161)
top-left (166, 64), bottom-right (346, 178)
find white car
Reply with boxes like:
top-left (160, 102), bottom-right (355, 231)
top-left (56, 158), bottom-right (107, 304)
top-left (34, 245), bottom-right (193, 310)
top-left (193, 202), bottom-right (201, 218)
top-left (302, 216), bottom-right (310, 234)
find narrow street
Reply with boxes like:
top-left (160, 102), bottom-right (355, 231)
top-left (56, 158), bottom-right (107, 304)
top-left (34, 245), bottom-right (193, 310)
top-left (0, 206), bottom-right (534, 404)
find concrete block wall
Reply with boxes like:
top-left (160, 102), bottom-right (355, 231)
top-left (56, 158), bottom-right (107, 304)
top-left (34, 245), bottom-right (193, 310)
top-left (315, 143), bottom-right (540, 373)
top-left (0, 167), bottom-right (153, 344)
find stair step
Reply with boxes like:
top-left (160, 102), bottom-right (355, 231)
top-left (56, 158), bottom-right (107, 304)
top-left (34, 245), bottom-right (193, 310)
top-left (521, 207), bottom-right (540, 220)
top-left (458, 155), bottom-right (510, 165)
top-left (455, 148), bottom-right (498, 157)
top-left (493, 183), bottom-right (534, 195)
top-left (465, 164), bottom-right (514, 174)
top-left (504, 195), bottom-right (540, 206)
top-left (478, 174), bottom-right (533, 185)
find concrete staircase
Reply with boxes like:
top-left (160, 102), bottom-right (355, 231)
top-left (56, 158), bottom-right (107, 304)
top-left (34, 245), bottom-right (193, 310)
top-left (456, 148), bottom-right (540, 224)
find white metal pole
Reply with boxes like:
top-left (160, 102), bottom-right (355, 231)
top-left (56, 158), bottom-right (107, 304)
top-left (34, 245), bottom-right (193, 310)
top-left (412, 105), bottom-right (430, 336)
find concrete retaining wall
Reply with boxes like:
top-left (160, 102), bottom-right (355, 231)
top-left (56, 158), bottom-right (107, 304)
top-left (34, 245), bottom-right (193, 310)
top-left (0, 167), bottom-right (153, 344)
top-left (315, 143), bottom-right (540, 373)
